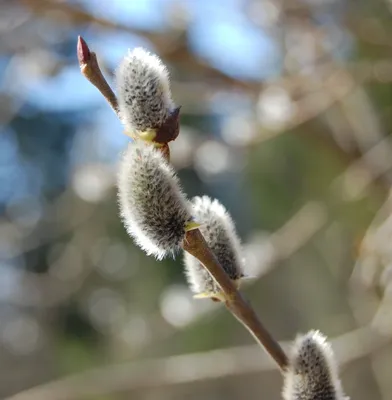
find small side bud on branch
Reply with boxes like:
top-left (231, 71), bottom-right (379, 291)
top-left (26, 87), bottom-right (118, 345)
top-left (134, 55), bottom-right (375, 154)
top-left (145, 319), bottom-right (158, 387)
top-left (283, 330), bottom-right (349, 400)
top-left (184, 196), bottom-right (244, 302)
top-left (116, 48), bottom-right (180, 144)
top-left (117, 142), bottom-right (195, 260)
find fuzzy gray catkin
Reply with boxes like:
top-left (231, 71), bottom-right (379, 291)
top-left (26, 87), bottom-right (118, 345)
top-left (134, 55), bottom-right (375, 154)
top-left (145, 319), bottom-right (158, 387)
top-left (184, 196), bottom-right (244, 300)
top-left (116, 47), bottom-right (175, 138)
top-left (117, 141), bottom-right (193, 260)
top-left (283, 330), bottom-right (349, 400)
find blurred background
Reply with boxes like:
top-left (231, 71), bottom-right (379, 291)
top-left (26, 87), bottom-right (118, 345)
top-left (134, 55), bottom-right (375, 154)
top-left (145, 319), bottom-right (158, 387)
top-left (1, 0), bottom-right (392, 398)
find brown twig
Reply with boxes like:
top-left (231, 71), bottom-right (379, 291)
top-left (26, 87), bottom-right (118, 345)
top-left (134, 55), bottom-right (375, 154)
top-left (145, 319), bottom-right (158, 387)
top-left (77, 36), bottom-right (119, 115)
top-left (183, 229), bottom-right (288, 369)
top-left (77, 37), bottom-right (288, 371)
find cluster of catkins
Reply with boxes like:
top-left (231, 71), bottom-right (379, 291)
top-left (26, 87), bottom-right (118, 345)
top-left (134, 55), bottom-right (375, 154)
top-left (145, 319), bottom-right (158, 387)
top-left (115, 48), bottom-right (348, 399)
top-left (116, 48), bottom-right (244, 300)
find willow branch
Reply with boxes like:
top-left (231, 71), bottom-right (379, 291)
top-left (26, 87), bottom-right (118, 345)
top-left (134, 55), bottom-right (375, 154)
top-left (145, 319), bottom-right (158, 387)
top-left (77, 36), bottom-right (288, 371)
top-left (183, 229), bottom-right (288, 369)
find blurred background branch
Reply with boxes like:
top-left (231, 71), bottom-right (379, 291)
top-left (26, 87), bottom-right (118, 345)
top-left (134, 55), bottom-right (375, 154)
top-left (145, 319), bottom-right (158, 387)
top-left (6, 325), bottom-right (391, 400)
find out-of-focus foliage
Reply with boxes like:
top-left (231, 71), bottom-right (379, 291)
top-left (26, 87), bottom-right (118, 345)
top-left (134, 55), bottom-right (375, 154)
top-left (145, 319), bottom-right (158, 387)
top-left (0, 0), bottom-right (392, 399)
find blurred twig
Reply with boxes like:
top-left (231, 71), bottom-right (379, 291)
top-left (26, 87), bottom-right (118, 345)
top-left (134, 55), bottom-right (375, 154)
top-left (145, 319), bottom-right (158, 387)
top-left (332, 135), bottom-right (392, 201)
top-left (267, 201), bottom-right (327, 263)
top-left (22, 0), bottom-right (254, 91)
top-left (20, 0), bottom-right (167, 46)
top-left (6, 325), bottom-right (390, 400)
top-left (251, 60), bottom-right (392, 144)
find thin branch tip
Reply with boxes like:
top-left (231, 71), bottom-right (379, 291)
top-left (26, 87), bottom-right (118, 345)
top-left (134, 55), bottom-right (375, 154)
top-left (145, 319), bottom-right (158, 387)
top-left (76, 35), bottom-right (119, 115)
top-left (77, 35), bottom-right (91, 65)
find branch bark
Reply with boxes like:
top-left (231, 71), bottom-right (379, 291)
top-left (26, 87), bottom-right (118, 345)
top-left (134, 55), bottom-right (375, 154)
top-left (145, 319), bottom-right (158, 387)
top-left (183, 229), bottom-right (288, 369)
top-left (77, 36), bottom-right (118, 115)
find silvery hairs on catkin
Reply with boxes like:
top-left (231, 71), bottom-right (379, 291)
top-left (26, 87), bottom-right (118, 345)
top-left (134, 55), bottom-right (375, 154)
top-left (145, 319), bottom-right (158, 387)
top-left (116, 47), bottom-right (175, 134)
top-left (283, 330), bottom-right (349, 400)
top-left (117, 141), bottom-right (192, 260)
top-left (184, 196), bottom-right (244, 297)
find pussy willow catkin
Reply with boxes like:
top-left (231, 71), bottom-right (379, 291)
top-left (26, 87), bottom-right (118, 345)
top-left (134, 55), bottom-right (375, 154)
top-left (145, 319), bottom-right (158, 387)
top-left (282, 330), bottom-right (348, 400)
top-left (118, 141), bottom-right (194, 260)
top-left (116, 47), bottom-right (177, 142)
top-left (184, 196), bottom-right (244, 300)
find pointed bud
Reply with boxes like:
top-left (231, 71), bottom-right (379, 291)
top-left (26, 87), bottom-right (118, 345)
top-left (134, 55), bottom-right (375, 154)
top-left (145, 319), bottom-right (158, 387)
top-left (117, 141), bottom-right (193, 260)
top-left (283, 331), bottom-right (349, 400)
top-left (184, 196), bottom-right (244, 300)
top-left (77, 36), bottom-right (91, 66)
top-left (116, 48), bottom-right (180, 143)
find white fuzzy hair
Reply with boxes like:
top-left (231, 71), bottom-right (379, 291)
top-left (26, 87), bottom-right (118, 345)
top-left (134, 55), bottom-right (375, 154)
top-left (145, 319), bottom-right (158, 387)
top-left (116, 48), bottom-right (175, 134)
top-left (283, 330), bottom-right (349, 400)
top-left (184, 196), bottom-right (244, 296)
top-left (117, 141), bottom-right (191, 260)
